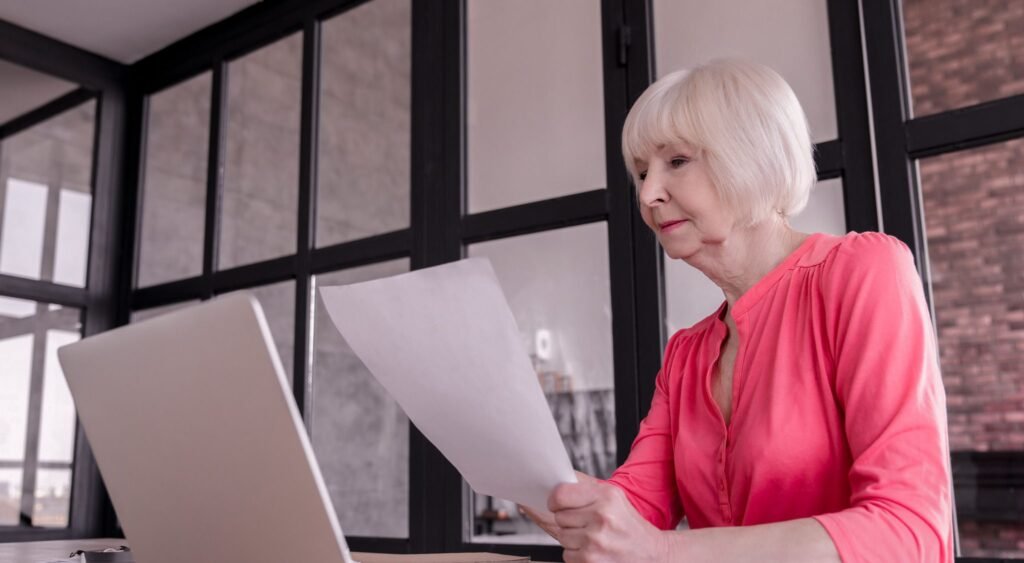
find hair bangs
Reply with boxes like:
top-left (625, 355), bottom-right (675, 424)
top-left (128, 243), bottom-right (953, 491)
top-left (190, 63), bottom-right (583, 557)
top-left (621, 70), bottom-right (699, 180)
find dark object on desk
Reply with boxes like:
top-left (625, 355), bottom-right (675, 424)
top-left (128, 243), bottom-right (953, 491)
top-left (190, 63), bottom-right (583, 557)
top-left (70, 545), bottom-right (133, 562)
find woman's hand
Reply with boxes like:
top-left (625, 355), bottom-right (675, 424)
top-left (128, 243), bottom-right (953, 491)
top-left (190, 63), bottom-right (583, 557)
top-left (549, 472), bottom-right (669, 563)
top-left (517, 472), bottom-right (605, 542)
top-left (518, 502), bottom-right (563, 542)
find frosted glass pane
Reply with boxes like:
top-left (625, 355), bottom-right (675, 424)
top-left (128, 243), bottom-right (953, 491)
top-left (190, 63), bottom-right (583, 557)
top-left (220, 282), bottom-right (295, 383)
top-left (317, 0), bottom-right (411, 247)
top-left (468, 223), bottom-right (614, 542)
top-left (219, 34), bottom-right (302, 269)
top-left (652, 0), bottom-right (837, 142)
top-left (790, 178), bottom-right (846, 237)
top-left (138, 73), bottom-right (211, 287)
top-left (467, 0), bottom-right (606, 212)
top-left (311, 259), bottom-right (410, 538)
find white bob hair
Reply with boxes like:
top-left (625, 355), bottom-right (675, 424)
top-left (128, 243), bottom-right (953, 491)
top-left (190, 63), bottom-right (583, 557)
top-left (622, 59), bottom-right (816, 225)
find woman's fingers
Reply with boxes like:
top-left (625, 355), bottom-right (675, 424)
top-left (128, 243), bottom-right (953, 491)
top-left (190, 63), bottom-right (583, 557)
top-left (517, 504), bottom-right (562, 541)
top-left (557, 527), bottom-right (590, 550)
top-left (548, 481), bottom-right (600, 512)
top-left (552, 506), bottom-right (591, 529)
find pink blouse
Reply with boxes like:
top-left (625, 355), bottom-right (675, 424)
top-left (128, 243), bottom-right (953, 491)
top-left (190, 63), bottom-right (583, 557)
top-left (607, 232), bottom-right (953, 562)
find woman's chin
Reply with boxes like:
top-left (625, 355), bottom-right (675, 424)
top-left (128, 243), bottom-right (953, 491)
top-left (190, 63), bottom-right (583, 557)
top-left (662, 244), bottom-right (700, 262)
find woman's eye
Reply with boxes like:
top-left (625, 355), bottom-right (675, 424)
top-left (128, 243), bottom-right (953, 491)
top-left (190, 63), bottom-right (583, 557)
top-left (670, 157), bottom-right (688, 168)
top-left (638, 171), bottom-right (648, 181)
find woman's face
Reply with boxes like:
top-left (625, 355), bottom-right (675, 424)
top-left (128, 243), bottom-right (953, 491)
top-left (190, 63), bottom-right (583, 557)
top-left (634, 141), bottom-right (737, 260)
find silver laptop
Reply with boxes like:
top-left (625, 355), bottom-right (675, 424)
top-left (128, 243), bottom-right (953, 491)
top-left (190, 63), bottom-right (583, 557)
top-left (58, 293), bottom-right (357, 563)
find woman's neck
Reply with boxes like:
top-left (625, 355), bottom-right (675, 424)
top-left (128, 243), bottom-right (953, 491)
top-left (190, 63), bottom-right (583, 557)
top-left (686, 220), bottom-right (809, 313)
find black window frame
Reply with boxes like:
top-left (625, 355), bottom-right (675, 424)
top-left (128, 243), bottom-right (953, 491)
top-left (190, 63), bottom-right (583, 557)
top-left (0, 19), bottom-right (128, 542)
top-left (862, 1), bottom-right (1024, 559)
top-left (1, 0), bottom-right (1023, 559)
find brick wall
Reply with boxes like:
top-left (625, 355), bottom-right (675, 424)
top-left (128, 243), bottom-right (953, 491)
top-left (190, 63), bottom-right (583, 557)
top-left (904, 0), bottom-right (1024, 116)
top-left (920, 138), bottom-right (1024, 453)
top-left (903, 0), bottom-right (1024, 556)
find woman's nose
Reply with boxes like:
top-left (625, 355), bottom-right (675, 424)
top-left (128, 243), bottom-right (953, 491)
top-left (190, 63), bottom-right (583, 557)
top-left (638, 170), bottom-right (669, 208)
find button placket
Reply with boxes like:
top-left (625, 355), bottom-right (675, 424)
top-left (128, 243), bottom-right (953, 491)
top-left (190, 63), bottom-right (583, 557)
top-left (717, 439), bottom-right (731, 522)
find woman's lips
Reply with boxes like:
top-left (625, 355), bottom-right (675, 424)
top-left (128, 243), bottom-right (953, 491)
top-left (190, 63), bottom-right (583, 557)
top-left (659, 220), bottom-right (687, 233)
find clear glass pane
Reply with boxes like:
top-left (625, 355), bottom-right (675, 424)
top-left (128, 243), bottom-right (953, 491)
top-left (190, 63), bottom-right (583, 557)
top-left (0, 333), bottom-right (34, 464)
top-left (32, 468), bottom-right (71, 528)
top-left (652, 0), bottom-right (837, 142)
top-left (0, 296), bottom-right (38, 318)
top-left (0, 299), bottom-right (81, 529)
top-left (311, 259), bottom-right (410, 537)
top-left (138, 73), bottom-right (211, 287)
top-left (0, 469), bottom-right (22, 526)
top-left (467, 0), bottom-right (606, 213)
top-left (664, 179), bottom-right (846, 335)
top-left (52, 189), bottom-right (92, 287)
top-left (919, 138), bottom-right (1024, 558)
top-left (467, 223), bottom-right (614, 542)
top-left (903, 0), bottom-right (1024, 117)
top-left (0, 179), bottom-right (47, 279)
top-left (317, 0), bottom-right (411, 247)
top-left (37, 330), bottom-right (79, 464)
top-left (219, 281), bottom-right (295, 383)
top-left (219, 34), bottom-right (302, 269)
top-left (0, 101), bottom-right (95, 286)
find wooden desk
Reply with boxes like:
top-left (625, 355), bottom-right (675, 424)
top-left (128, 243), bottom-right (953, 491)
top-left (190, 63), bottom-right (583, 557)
top-left (0, 539), bottom-right (533, 563)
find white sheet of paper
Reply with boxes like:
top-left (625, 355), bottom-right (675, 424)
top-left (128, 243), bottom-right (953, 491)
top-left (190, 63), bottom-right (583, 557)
top-left (319, 258), bottom-right (576, 512)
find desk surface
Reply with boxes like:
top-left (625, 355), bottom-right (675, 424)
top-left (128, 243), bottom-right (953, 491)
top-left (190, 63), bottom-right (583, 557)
top-left (0, 538), bottom-right (127, 562)
top-left (0, 539), bottom-right (535, 563)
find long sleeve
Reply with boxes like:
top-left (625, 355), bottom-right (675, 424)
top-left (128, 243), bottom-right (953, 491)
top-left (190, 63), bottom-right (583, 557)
top-left (606, 362), bottom-right (685, 530)
top-left (813, 233), bottom-right (953, 562)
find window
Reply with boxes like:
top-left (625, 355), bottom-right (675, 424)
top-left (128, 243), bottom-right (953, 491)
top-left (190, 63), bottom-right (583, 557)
top-left (7, 0), bottom-right (1021, 556)
top-left (219, 34), bottom-right (303, 270)
top-left (903, 0), bottom-right (1024, 117)
top-left (0, 297), bottom-right (82, 528)
top-left (467, 224), bottom-right (615, 543)
top-left (466, 0), bottom-right (606, 213)
top-left (317, 0), bottom-right (411, 247)
top-left (0, 102), bottom-right (96, 288)
top-left (137, 73), bottom-right (211, 288)
top-left (311, 259), bottom-right (411, 538)
top-left (919, 139), bottom-right (1024, 558)
top-left (652, 0), bottom-right (837, 142)
top-left (0, 96), bottom-right (96, 533)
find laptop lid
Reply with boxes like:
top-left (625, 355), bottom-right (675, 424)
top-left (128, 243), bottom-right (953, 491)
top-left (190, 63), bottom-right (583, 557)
top-left (58, 293), bottom-right (355, 563)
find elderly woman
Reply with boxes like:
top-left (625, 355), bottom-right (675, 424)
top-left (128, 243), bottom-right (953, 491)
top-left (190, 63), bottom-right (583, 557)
top-left (524, 59), bottom-right (953, 562)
